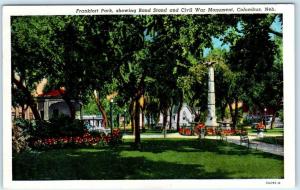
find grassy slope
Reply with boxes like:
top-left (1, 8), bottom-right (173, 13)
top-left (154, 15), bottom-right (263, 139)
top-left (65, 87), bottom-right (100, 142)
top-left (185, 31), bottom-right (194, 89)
top-left (13, 139), bottom-right (283, 180)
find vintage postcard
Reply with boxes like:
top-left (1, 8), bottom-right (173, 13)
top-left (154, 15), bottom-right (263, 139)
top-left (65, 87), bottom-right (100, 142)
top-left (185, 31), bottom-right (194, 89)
top-left (2, 4), bottom-right (295, 189)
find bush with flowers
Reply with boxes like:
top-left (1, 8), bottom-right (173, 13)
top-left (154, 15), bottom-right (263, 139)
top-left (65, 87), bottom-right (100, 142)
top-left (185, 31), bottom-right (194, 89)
top-left (179, 126), bottom-right (193, 136)
top-left (193, 123), bottom-right (205, 135)
top-left (256, 122), bottom-right (265, 132)
top-left (29, 128), bottom-right (123, 150)
top-left (14, 117), bottom-right (123, 150)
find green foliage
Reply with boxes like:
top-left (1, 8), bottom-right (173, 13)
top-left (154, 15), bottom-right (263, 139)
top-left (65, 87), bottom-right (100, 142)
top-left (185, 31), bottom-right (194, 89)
top-left (50, 116), bottom-right (85, 137)
top-left (82, 97), bottom-right (99, 115)
top-left (14, 118), bottom-right (32, 129)
top-left (17, 116), bottom-right (85, 139)
top-left (229, 14), bottom-right (282, 114)
top-left (278, 109), bottom-right (284, 122)
top-left (11, 14), bottom-right (283, 138)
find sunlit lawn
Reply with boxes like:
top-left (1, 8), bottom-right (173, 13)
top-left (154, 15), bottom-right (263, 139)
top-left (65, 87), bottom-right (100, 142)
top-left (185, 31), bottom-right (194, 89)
top-left (246, 127), bottom-right (284, 136)
top-left (13, 139), bottom-right (283, 180)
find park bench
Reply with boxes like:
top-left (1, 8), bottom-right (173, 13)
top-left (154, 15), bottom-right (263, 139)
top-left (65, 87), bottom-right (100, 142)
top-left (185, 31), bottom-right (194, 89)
top-left (240, 134), bottom-right (258, 150)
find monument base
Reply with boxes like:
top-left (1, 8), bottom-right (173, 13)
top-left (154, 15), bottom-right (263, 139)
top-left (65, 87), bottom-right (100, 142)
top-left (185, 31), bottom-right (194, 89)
top-left (205, 118), bottom-right (218, 129)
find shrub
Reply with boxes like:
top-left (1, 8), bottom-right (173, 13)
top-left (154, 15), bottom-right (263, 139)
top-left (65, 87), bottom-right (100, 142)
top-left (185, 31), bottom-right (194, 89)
top-left (30, 120), bottom-right (55, 138)
top-left (14, 118), bottom-right (32, 129)
top-left (50, 116), bottom-right (85, 137)
top-left (108, 128), bottom-right (123, 146)
top-left (12, 124), bottom-right (30, 153)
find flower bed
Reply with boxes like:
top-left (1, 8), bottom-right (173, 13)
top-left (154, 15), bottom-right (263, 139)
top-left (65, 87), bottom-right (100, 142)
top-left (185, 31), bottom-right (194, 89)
top-left (29, 128), bottom-right (122, 150)
top-left (179, 127), bottom-right (193, 136)
top-left (193, 123), bottom-right (205, 135)
top-left (179, 123), bottom-right (206, 136)
top-left (256, 122), bottom-right (266, 132)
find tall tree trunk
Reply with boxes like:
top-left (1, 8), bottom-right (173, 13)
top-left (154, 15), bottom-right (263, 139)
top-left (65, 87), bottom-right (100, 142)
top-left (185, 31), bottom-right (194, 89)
top-left (169, 105), bottom-right (173, 130)
top-left (228, 101), bottom-right (234, 122)
top-left (130, 114), bottom-right (135, 133)
top-left (227, 99), bottom-right (236, 129)
top-left (12, 77), bottom-right (41, 120)
top-left (162, 108), bottom-right (168, 137)
top-left (270, 109), bottom-right (277, 129)
top-left (134, 99), bottom-right (141, 146)
top-left (162, 110), bottom-right (168, 130)
top-left (129, 99), bottom-right (135, 133)
top-left (139, 94), bottom-right (145, 132)
top-left (146, 115), bottom-right (150, 129)
top-left (93, 91), bottom-right (107, 128)
top-left (63, 96), bottom-right (76, 120)
top-left (221, 102), bottom-right (226, 121)
top-left (141, 109), bottom-right (145, 132)
top-left (21, 105), bottom-right (25, 119)
top-left (176, 95), bottom-right (183, 131)
top-left (232, 98), bottom-right (239, 129)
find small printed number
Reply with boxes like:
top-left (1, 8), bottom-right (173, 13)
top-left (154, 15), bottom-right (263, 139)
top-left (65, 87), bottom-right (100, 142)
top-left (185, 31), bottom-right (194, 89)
top-left (266, 181), bottom-right (280, 185)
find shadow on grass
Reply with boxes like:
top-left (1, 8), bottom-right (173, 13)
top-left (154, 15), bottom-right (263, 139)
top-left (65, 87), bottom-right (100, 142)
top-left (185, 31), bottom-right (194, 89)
top-left (12, 139), bottom-right (283, 180)
top-left (120, 139), bottom-right (283, 160)
top-left (13, 148), bottom-right (233, 180)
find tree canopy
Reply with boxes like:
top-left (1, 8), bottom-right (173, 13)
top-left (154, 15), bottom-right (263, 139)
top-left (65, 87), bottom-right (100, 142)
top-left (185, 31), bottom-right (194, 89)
top-left (11, 14), bottom-right (283, 145)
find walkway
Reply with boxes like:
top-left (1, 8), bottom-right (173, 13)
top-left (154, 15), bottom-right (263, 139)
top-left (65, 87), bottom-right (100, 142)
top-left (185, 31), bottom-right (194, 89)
top-left (123, 133), bottom-right (284, 156)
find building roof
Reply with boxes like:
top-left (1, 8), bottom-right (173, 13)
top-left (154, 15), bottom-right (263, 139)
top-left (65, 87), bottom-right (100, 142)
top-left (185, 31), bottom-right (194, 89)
top-left (37, 89), bottom-right (65, 98)
top-left (172, 103), bottom-right (195, 115)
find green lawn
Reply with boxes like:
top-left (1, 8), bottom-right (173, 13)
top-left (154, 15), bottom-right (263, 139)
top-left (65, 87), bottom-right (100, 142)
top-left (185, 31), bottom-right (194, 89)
top-left (246, 127), bottom-right (284, 136)
top-left (13, 139), bottom-right (283, 180)
top-left (254, 137), bottom-right (284, 145)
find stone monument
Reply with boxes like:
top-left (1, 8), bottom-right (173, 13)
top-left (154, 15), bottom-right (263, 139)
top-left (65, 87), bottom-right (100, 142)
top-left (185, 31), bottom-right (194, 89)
top-left (204, 61), bottom-right (218, 128)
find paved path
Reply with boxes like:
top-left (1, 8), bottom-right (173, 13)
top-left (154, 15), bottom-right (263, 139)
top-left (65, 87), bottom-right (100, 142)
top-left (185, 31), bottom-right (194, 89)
top-left (215, 135), bottom-right (283, 156)
top-left (123, 133), bottom-right (284, 156)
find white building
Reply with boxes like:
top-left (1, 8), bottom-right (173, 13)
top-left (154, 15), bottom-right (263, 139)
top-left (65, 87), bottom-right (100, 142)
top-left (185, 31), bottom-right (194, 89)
top-left (36, 89), bottom-right (82, 120)
top-left (157, 103), bottom-right (195, 129)
top-left (81, 115), bottom-right (103, 128)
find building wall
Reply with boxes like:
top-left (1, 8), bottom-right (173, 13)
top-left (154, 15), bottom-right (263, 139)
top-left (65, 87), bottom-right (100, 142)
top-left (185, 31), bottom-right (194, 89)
top-left (37, 99), bottom-right (81, 120)
top-left (48, 101), bottom-right (71, 119)
top-left (11, 106), bottom-right (33, 120)
top-left (157, 104), bottom-right (195, 129)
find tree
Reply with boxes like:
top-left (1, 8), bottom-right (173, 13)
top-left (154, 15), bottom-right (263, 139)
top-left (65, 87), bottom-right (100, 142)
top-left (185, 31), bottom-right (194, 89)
top-left (145, 15), bottom-right (239, 130)
top-left (228, 14), bottom-right (283, 128)
top-left (11, 16), bottom-right (66, 120)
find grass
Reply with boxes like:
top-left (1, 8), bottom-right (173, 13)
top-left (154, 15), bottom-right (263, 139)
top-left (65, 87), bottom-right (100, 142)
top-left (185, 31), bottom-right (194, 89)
top-left (254, 137), bottom-right (284, 145)
top-left (246, 127), bottom-right (284, 136)
top-left (13, 138), bottom-right (283, 180)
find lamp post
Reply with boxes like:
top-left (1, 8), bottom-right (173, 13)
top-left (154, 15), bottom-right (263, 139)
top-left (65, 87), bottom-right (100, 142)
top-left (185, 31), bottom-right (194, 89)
top-left (123, 109), bottom-right (126, 134)
top-left (204, 61), bottom-right (218, 130)
top-left (264, 107), bottom-right (267, 130)
top-left (110, 98), bottom-right (114, 135)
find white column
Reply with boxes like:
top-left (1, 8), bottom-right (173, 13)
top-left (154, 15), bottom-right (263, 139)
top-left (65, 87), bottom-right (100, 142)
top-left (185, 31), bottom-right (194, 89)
top-left (43, 100), bottom-right (49, 120)
top-left (205, 63), bottom-right (218, 128)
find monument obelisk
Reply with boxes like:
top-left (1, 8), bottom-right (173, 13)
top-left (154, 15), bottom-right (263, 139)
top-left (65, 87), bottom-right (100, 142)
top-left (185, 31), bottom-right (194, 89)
top-left (204, 61), bottom-right (218, 128)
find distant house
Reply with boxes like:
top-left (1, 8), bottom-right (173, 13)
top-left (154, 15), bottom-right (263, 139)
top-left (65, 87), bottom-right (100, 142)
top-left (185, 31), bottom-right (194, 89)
top-left (82, 115), bottom-right (103, 128)
top-left (11, 106), bottom-right (33, 120)
top-left (157, 103), bottom-right (195, 129)
top-left (37, 89), bottom-right (82, 120)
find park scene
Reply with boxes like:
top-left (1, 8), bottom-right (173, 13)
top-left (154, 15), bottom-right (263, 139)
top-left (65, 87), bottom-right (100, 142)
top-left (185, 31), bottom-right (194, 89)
top-left (11, 14), bottom-right (283, 180)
